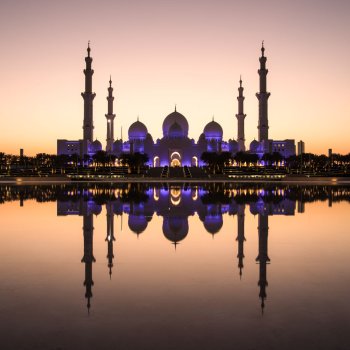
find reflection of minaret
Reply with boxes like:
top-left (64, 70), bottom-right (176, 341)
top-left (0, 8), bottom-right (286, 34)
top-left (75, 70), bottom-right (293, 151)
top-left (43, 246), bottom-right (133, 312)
top-left (256, 214), bottom-right (270, 313)
top-left (236, 204), bottom-right (246, 278)
top-left (81, 213), bottom-right (96, 313)
top-left (105, 77), bottom-right (116, 152)
top-left (256, 41), bottom-right (270, 142)
top-left (236, 77), bottom-right (246, 151)
top-left (82, 42), bottom-right (96, 142)
top-left (105, 202), bottom-right (115, 278)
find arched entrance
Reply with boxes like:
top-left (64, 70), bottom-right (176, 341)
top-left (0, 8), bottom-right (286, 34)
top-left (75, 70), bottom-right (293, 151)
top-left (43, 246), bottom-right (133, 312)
top-left (191, 156), bottom-right (198, 167)
top-left (153, 156), bottom-right (160, 167)
top-left (170, 151), bottom-right (181, 167)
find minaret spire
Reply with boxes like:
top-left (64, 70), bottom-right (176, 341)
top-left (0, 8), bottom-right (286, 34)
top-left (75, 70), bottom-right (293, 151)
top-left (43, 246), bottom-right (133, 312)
top-left (256, 214), bottom-right (270, 313)
top-left (82, 42), bottom-right (96, 143)
top-left (236, 204), bottom-right (246, 278)
top-left (81, 211), bottom-right (96, 313)
top-left (256, 41), bottom-right (270, 142)
top-left (235, 76), bottom-right (246, 151)
top-left (105, 202), bottom-right (115, 278)
top-left (105, 76), bottom-right (116, 152)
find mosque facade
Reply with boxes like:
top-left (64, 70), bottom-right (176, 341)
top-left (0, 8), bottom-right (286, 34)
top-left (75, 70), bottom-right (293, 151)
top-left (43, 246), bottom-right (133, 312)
top-left (57, 43), bottom-right (295, 164)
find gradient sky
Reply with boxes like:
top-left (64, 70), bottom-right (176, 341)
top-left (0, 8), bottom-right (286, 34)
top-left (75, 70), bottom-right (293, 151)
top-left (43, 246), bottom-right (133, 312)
top-left (0, 0), bottom-right (349, 156)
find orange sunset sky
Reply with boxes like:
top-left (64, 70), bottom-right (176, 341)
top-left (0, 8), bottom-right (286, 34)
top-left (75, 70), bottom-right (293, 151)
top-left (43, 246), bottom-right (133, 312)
top-left (0, 0), bottom-right (349, 156)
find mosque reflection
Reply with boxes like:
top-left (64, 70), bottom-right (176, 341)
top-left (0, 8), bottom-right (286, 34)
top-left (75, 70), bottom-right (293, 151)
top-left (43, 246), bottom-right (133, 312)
top-left (53, 183), bottom-right (350, 313)
top-left (1, 183), bottom-right (350, 313)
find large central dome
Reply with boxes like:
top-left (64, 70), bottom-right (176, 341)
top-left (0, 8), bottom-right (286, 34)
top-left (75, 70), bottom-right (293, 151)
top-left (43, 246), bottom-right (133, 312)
top-left (162, 109), bottom-right (189, 137)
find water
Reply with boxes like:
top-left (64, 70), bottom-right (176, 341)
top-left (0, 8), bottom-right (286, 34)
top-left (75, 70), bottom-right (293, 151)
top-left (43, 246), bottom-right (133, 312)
top-left (0, 183), bottom-right (349, 350)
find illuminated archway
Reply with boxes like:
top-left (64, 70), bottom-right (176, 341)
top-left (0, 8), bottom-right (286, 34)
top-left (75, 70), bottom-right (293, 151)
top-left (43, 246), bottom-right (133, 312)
top-left (170, 187), bottom-right (182, 206)
top-left (170, 151), bottom-right (181, 167)
top-left (192, 156), bottom-right (198, 167)
top-left (153, 156), bottom-right (160, 167)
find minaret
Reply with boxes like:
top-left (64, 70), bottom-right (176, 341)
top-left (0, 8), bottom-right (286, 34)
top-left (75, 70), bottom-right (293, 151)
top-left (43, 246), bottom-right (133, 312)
top-left (82, 42), bottom-right (96, 142)
top-left (81, 212), bottom-right (96, 313)
top-left (236, 76), bottom-right (246, 151)
top-left (256, 41), bottom-right (270, 142)
top-left (236, 203), bottom-right (246, 278)
top-left (105, 76), bottom-right (116, 152)
top-left (256, 214), bottom-right (270, 313)
top-left (105, 202), bottom-right (115, 278)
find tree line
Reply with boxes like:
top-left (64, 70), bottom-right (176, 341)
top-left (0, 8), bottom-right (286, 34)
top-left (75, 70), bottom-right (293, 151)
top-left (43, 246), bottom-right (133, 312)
top-left (0, 150), bottom-right (349, 176)
top-left (0, 151), bottom-right (149, 175)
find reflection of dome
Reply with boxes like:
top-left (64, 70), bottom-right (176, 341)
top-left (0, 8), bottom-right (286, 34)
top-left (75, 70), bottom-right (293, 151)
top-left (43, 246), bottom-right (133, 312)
top-left (162, 110), bottom-right (189, 137)
top-left (87, 201), bottom-right (102, 216)
top-left (129, 120), bottom-right (148, 139)
top-left (163, 216), bottom-right (188, 243)
top-left (203, 215), bottom-right (223, 234)
top-left (128, 214), bottom-right (148, 234)
top-left (203, 121), bottom-right (223, 139)
top-left (168, 122), bottom-right (184, 138)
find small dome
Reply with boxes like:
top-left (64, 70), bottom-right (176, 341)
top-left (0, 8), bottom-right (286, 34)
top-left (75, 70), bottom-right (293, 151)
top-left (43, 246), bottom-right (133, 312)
top-left (229, 139), bottom-right (239, 153)
top-left (250, 139), bottom-right (259, 152)
top-left (203, 121), bottom-right (223, 139)
top-left (92, 139), bottom-right (102, 151)
top-left (87, 201), bottom-right (102, 216)
top-left (129, 120), bottom-right (148, 139)
top-left (168, 122), bottom-right (184, 138)
top-left (162, 110), bottom-right (189, 137)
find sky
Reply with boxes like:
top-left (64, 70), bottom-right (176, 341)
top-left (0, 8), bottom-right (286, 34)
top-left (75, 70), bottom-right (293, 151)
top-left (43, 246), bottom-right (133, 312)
top-left (0, 0), bottom-right (349, 156)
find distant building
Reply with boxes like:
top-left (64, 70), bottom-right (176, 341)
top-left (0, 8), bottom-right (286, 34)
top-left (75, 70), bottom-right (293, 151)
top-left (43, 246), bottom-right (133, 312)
top-left (58, 42), bottom-right (296, 164)
top-left (297, 140), bottom-right (305, 155)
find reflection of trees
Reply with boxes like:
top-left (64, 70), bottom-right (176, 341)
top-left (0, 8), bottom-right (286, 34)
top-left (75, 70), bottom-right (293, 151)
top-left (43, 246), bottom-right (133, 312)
top-left (1, 184), bottom-right (350, 206)
top-left (120, 187), bottom-right (149, 203)
top-left (201, 192), bottom-right (231, 204)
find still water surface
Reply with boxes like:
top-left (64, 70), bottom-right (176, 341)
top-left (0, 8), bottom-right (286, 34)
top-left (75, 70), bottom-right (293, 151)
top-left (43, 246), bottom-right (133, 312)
top-left (0, 184), bottom-right (349, 350)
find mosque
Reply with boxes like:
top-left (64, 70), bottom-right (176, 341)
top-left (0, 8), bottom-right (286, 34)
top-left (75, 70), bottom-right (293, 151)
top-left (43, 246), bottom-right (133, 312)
top-left (57, 43), bottom-right (295, 164)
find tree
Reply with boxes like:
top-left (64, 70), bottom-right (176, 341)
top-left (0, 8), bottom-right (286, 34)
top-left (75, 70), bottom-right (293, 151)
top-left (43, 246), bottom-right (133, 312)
top-left (0, 152), bottom-right (5, 170)
top-left (201, 152), bottom-right (218, 174)
top-left (234, 151), bottom-right (253, 167)
top-left (92, 151), bottom-right (108, 167)
top-left (262, 153), bottom-right (273, 166)
top-left (271, 152), bottom-right (283, 167)
top-left (120, 152), bottom-right (149, 174)
top-left (55, 154), bottom-right (70, 169)
top-left (82, 154), bottom-right (91, 167)
top-left (246, 153), bottom-right (259, 166)
top-left (217, 152), bottom-right (232, 173)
